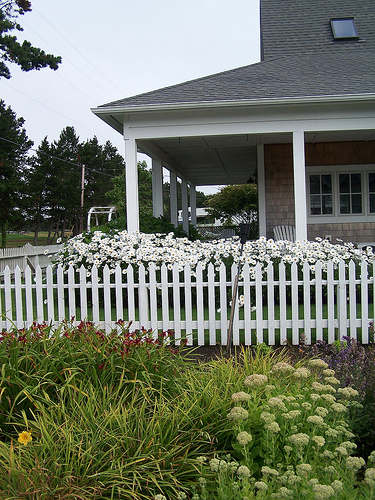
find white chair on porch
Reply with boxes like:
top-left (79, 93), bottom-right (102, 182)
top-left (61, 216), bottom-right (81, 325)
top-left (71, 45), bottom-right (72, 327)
top-left (273, 225), bottom-right (296, 242)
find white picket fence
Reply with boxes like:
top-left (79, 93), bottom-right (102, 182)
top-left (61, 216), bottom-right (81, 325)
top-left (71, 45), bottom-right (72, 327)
top-left (0, 243), bottom-right (63, 274)
top-left (0, 260), bottom-right (374, 345)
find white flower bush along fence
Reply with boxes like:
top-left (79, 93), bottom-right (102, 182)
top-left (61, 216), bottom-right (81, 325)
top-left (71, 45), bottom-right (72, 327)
top-left (1, 231), bottom-right (375, 345)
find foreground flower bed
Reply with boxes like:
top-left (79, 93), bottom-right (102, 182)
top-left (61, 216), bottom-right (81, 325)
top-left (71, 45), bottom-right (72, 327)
top-left (191, 359), bottom-right (375, 499)
top-left (0, 321), bottom-right (375, 499)
top-left (54, 231), bottom-right (374, 275)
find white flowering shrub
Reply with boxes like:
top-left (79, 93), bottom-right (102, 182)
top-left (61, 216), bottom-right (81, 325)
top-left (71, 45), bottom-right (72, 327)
top-left (192, 355), bottom-right (375, 499)
top-left (54, 231), bottom-right (374, 277)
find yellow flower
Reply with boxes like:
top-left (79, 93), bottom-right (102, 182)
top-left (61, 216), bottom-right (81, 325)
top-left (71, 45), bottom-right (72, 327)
top-left (18, 431), bottom-right (32, 446)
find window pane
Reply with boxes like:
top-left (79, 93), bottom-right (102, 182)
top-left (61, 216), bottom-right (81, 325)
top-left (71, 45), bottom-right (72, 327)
top-left (322, 195), bottom-right (333, 214)
top-left (351, 173), bottom-right (361, 193)
top-left (330, 18), bottom-right (358, 39)
top-left (340, 194), bottom-right (350, 214)
top-left (310, 195), bottom-right (321, 215)
top-left (369, 173), bottom-right (375, 193)
top-left (370, 194), bottom-right (375, 213)
top-left (351, 194), bottom-right (362, 214)
top-left (339, 174), bottom-right (350, 193)
top-left (310, 175), bottom-right (321, 195)
top-left (321, 175), bottom-right (332, 194)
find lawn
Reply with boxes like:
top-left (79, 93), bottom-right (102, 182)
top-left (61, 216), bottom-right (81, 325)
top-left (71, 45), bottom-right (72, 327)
top-left (0, 320), bottom-right (375, 499)
top-left (3, 232), bottom-right (71, 248)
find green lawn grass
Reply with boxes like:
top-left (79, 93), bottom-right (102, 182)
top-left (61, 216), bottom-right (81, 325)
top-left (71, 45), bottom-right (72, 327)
top-left (4, 231), bottom-right (71, 248)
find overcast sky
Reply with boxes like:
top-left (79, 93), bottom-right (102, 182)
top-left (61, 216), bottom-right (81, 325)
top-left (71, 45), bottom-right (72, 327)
top-left (1, 0), bottom-right (260, 193)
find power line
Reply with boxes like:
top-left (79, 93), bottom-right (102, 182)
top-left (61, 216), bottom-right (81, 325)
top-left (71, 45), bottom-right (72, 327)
top-left (33, 8), bottom-right (124, 98)
top-left (21, 17), bottom-right (118, 101)
top-left (2, 80), bottom-right (112, 142)
top-left (0, 135), bottom-right (119, 178)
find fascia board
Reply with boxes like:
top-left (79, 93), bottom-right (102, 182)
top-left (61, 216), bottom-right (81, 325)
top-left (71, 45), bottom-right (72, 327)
top-left (91, 93), bottom-right (375, 116)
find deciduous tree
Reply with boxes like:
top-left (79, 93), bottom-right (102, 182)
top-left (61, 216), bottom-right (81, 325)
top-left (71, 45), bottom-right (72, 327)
top-left (205, 184), bottom-right (258, 238)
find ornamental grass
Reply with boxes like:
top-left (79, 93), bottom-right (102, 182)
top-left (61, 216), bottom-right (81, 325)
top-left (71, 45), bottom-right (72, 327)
top-left (0, 322), bottom-right (375, 499)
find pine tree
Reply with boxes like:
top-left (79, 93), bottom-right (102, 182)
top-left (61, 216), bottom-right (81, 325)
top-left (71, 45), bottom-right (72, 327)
top-left (0, 0), bottom-right (61, 78)
top-left (0, 99), bottom-right (32, 247)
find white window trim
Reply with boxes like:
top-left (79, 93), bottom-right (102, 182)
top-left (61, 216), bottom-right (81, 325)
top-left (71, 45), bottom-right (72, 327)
top-left (306, 164), bottom-right (375, 223)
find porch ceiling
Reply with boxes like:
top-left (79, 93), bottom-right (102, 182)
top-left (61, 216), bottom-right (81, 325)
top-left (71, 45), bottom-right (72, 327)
top-left (137, 129), bottom-right (375, 186)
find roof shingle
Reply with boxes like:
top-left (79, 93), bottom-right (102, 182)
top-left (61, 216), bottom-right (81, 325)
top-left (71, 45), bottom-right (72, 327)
top-left (97, 0), bottom-right (375, 110)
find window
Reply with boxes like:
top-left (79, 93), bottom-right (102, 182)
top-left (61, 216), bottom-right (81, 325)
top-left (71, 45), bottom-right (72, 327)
top-left (330, 18), bottom-right (359, 40)
top-left (307, 168), bottom-right (375, 221)
top-left (369, 173), bottom-right (375, 213)
top-left (309, 174), bottom-right (333, 215)
top-left (339, 173), bottom-right (362, 214)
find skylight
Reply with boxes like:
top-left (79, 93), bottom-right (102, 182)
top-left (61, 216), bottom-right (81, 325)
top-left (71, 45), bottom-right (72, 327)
top-left (330, 18), bottom-right (359, 40)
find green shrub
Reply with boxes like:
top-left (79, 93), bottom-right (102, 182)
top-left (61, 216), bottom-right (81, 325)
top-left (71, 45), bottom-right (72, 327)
top-left (190, 352), bottom-right (375, 499)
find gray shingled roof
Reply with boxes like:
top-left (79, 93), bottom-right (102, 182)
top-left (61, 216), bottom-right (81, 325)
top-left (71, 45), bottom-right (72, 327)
top-left (98, 49), bottom-right (375, 109)
top-left (260, 0), bottom-right (375, 61)
top-left (97, 0), bottom-right (375, 110)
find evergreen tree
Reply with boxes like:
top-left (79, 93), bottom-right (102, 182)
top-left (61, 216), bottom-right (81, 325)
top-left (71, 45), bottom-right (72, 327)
top-left (78, 136), bottom-right (125, 210)
top-left (25, 129), bottom-right (125, 242)
top-left (0, 99), bottom-right (32, 247)
top-left (0, 0), bottom-right (61, 79)
top-left (24, 137), bottom-right (55, 244)
top-left (50, 126), bottom-right (81, 241)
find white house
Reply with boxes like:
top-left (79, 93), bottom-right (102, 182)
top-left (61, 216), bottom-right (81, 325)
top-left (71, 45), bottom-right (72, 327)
top-left (92, 0), bottom-right (375, 244)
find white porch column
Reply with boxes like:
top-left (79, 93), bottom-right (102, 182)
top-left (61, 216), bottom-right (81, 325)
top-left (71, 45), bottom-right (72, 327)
top-left (170, 170), bottom-right (178, 227)
top-left (293, 130), bottom-right (308, 241)
top-left (125, 137), bottom-right (139, 233)
top-left (257, 144), bottom-right (266, 237)
top-left (152, 158), bottom-right (163, 218)
top-left (181, 179), bottom-right (189, 234)
top-left (190, 184), bottom-right (197, 227)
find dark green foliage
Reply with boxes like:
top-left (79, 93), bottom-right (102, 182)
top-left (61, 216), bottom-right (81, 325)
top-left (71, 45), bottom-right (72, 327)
top-left (307, 336), bottom-right (375, 459)
top-left (0, 0), bottom-right (61, 79)
top-left (24, 127), bottom-right (125, 243)
top-left (106, 160), bottom-right (207, 233)
top-left (0, 99), bottom-right (32, 247)
top-left (205, 184), bottom-right (258, 238)
top-left (100, 213), bottom-right (201, 240)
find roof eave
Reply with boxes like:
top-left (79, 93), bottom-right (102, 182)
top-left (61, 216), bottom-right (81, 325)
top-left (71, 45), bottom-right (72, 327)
top-left (91, 93), bottom-right (375, 116)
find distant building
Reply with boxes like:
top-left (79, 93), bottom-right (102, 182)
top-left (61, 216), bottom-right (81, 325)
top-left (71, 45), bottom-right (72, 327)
top-left (177, 208), bottom-right (222, 228)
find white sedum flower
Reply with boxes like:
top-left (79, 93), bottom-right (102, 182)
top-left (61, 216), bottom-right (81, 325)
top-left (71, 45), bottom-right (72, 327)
top-left (244, 374), bottom-right (268, 387)
top-left (231, 391), bottom-right (251, 402)
top-left (288, 433), bottom-right (310, 448)
top-left (346, 456), bottom-right (365, 470)
top-left (237, 431), bottom-right (253, 446)
top-left (227, 406), bottom-right (249, 422)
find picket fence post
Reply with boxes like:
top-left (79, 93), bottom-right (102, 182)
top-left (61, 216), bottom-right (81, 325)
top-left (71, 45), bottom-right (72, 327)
top-left (1, 260), bottom-right (374, 345)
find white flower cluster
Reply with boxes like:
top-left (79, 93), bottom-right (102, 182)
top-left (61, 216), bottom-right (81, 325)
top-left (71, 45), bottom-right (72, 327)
top-left (53, 231), bottom-right (374, 275)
